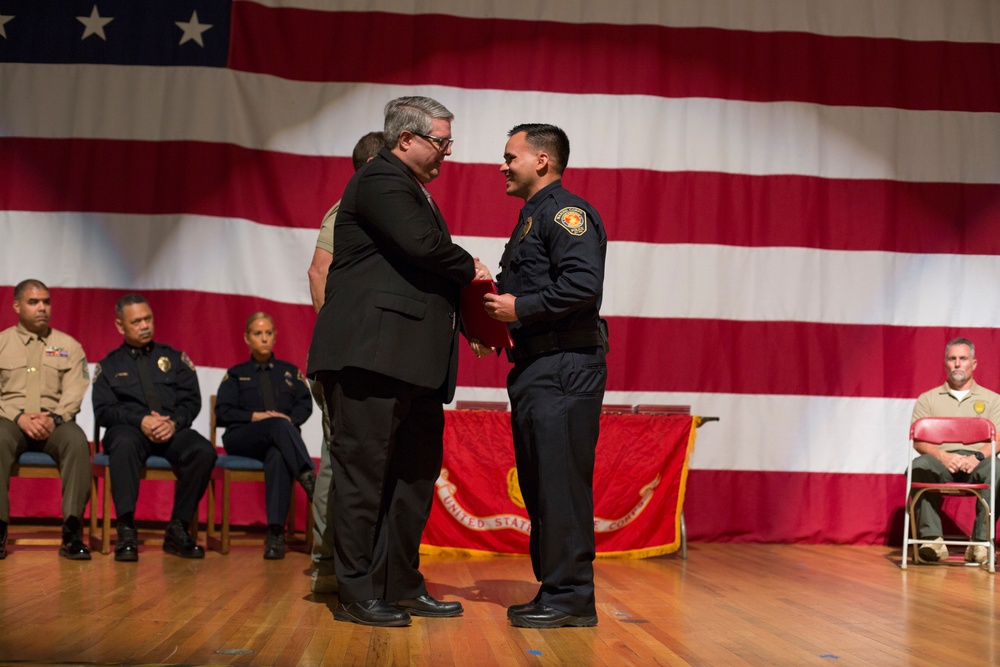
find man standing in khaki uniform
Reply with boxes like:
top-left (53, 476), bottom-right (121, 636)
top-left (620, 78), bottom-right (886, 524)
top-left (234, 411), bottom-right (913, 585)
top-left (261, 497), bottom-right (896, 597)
top-left (911, 337), bottom-right (1000, 565)
top-left (0, 279), bottom-right (91, 560)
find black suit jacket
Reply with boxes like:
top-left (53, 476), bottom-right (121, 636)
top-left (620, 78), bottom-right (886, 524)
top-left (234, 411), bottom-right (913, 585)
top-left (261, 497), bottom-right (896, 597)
top-left (92, 342), bottom-right (201, 431)
top-left (307, 148), bottom-right (475, 401)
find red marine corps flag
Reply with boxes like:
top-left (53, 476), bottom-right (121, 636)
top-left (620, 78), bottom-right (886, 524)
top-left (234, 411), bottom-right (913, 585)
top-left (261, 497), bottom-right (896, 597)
top-left (422, 411), bottom-right (698, 556)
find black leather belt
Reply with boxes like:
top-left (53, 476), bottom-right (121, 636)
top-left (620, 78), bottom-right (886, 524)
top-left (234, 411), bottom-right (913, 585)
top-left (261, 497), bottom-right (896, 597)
top-left (507, 328), bottom-right (606, 363)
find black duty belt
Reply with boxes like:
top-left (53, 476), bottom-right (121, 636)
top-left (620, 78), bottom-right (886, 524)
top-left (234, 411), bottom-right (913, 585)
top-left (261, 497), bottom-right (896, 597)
top-left (507, 328), bottom-right (606, 364)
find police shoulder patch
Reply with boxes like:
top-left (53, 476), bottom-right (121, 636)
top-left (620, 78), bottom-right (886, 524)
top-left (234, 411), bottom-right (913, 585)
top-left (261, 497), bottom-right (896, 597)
top-left (181, 352), bottom-right (197, 371)
top-left (553, 206), bottom-right (587, 236)
top-left (92, 363), bottom-right (102, 383)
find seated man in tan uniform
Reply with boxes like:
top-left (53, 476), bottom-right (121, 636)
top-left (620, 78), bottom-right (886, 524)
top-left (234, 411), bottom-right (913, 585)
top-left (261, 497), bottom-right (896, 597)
top-left (0, 279), bottom-right (91, 560)
top-left (910, 337), bottom-right (1000, 564)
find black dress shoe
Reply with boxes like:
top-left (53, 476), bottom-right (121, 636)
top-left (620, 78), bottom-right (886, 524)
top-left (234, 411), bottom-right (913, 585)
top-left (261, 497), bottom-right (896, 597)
top-left (391, 594), bottom-right (463, 617)
top-left (59, 517), bottom-right (92, 561)
top-left (509, 604), bottom-right (597, 628)
top-left (334, 599), bottom-right (411, 627)
top-left (114, 523), bottom-right (139, 562)
top-left (298, 470), bottom-right (316, 502)
top-left (507, 599), bottom-right (540, 619)
top-left (0, 520), bottom-right (7, 560)
top-left (263, 524), bottom-right (285, 560)
top-left (163, 519), bottom-right (205, 559)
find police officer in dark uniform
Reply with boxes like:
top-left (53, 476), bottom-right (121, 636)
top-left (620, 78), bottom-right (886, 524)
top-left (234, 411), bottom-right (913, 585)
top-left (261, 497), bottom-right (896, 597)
top-left (215, 312), bottom-right (315, 559)
top-left (92, 294), bottom-right (217, 562)
top-left (483, 123), bottom-right (608, 629)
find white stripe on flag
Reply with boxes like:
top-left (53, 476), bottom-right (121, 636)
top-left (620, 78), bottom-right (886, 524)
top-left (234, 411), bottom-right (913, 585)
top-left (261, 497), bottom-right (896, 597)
top-left (3, 65), bottom-right (998, 182)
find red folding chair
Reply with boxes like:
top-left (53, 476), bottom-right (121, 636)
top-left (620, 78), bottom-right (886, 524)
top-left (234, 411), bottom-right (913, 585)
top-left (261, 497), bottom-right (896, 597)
top-left (902, 417), bottom-right (996, 572)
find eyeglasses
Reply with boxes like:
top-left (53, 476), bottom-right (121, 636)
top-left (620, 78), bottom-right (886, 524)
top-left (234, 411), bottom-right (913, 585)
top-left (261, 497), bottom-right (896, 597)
top-left (415, 133), bottom-right (454, 150)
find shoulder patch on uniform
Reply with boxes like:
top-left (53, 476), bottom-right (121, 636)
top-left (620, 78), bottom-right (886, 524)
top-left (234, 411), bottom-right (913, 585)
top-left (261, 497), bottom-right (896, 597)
top-left (82, 358), bottom-right (90, 381)
top-left (92, 363), bottom-right (102, 383)
top-left (181, 352), bottom-right (196, 371)
top-left (553, 207), bottom-right (587, 236)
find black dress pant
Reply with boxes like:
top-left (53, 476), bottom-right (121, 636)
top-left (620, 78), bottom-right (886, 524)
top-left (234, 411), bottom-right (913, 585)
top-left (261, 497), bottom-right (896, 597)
top-left (103, 425), bottom-right (217, 522)
top-left (222, 418), bottom-right (313, 526)
top-left (507, 347), bottom-right (606, 617)
top-left (317, 368), bottom-right (443, 604)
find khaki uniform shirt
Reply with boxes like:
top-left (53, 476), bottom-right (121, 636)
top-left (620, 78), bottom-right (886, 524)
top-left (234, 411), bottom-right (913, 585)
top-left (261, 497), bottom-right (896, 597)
top-left (911, 380), bottom-right (1000, 452)
top-left (0, 323), bottom-right (89, 421)
top-left (315, 201), bottom-right (339, 254)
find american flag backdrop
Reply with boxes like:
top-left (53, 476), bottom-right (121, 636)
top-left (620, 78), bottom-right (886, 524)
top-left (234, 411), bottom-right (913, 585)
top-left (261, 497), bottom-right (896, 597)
top-left (2, 0), bottom-right (1000, 544)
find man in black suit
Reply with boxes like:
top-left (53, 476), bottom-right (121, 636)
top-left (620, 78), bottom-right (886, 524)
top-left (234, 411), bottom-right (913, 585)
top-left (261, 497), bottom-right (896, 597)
top-left (308, 96), bottom-right (489, 627)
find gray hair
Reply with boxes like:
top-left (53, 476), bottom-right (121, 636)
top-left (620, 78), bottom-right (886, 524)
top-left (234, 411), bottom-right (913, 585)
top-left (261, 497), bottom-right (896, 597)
top-left (115, 293), bottom-right (149, 319)
top-left (946, 337), bottom-right (975, 359)
top-left (383, 96), bottom-right (453, 147)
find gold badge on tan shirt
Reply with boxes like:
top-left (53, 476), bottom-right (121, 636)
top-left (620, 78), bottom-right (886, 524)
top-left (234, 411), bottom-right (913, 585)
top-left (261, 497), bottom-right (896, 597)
top-left (975, 401), bottom-right (986, 415)
top-left (157, 356), bottom-right (171, 373)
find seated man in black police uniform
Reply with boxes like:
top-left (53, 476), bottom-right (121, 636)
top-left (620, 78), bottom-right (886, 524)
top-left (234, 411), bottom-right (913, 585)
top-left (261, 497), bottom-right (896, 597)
top-left (92, 294), bottom-right (217, 561)
top-left (215, 312), bottom-right (316, 560)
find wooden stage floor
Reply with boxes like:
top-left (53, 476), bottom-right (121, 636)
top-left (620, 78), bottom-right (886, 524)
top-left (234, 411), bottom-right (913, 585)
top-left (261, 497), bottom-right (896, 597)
top-left (0, 541), bottom-right (996, 666)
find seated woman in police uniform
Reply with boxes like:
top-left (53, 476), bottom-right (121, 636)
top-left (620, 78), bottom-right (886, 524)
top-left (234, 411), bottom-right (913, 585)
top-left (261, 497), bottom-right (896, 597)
top-left (215, 312), bottom-right (316, 559)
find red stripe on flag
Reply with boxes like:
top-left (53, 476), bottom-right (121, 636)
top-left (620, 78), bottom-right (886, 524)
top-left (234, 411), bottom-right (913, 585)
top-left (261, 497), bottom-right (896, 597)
top-left (684, 469), bottom-right (909, 545)
top-left (0, 290), bottom-right (994, 400)
top-left (0, 287), bottom-right (318, 373)
top-left (461, 316), bottom-right (1000, 399)
top-left (6, 137), bottom-right (1000, 255)
top-left (0, 137), bottom-right (351, 229)
top-left (229, 5), bottom-right (1000, 112)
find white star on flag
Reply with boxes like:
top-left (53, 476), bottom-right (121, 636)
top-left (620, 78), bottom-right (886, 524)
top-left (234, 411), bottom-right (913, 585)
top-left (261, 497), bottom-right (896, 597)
top-left (77, 5), bottom-right (113, 41)
top-left (176, 11), bottom-right (212, 47)
top-left (0, 14), bottom-right (13, 39)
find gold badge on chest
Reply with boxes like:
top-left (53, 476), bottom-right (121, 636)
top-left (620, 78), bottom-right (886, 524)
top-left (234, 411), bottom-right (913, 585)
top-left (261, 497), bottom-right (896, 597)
top-left (157, 356), bottom-right (171, 373)
top-left (974, 400), bottom-right (986, 415)
top-left (519, 216), bottom-right (532, 242)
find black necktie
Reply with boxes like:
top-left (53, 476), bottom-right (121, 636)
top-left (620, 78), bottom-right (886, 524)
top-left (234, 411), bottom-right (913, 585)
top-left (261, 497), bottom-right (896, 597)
top-left (132, 347), bottom-right (163, 412)
top-left (258, 363), bottom-right (277, 411)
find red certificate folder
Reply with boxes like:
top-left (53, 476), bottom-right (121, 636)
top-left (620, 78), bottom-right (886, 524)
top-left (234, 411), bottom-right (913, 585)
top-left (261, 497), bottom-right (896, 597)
top-left (459, 280), bottom-right (515, 349)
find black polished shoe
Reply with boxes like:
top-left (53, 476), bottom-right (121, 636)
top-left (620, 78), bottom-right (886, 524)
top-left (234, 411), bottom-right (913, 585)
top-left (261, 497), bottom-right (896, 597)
top-left (334, 599), bottom-right (411, 627)
top-left (507, 599), bottom-right (540, 619)
top-left (114, 523), bottom-right (139, 562)
top-left (392, 594), bottom-right (463, 617)
top-left (298, 470), bottom-right (316, 502)
top-left (163, 519), bottom-right (205, 559)
top-left (509, 604), bottom-right (597, 628)
top-left (59, 516), bottom-right (91, 561)
top-left (263, 524), bottom-right (285, 560)
top-left (0, 520), bottom-right (7, 560)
